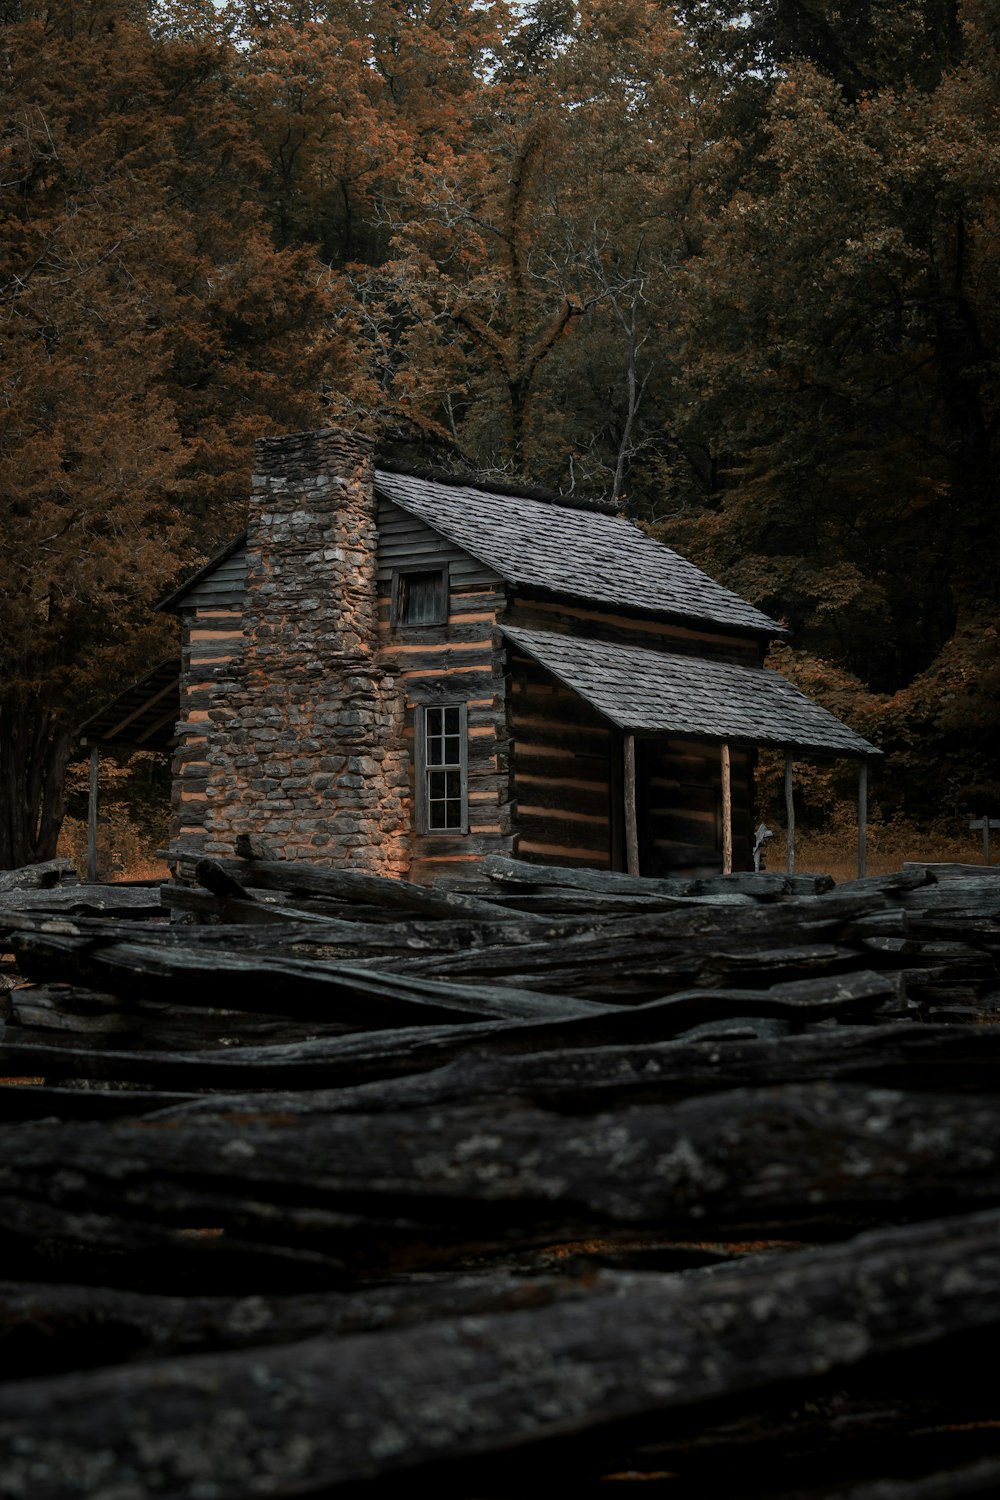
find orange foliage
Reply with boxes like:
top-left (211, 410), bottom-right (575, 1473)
top-left (0, 0), bottom-right (334, 863)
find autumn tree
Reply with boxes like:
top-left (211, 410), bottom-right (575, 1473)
top-left (509, 0), bottom-right (725, 505)
top-left (0, 0), bottom-right (333, 866)
top-left (339, 0), bottom-right (720, 488)
top-left (660, 0), bottom-right (1000, 818)
top-left (222, 0), bottom-right (398, 264)
top-left (222, 0), bottom-right (512, 268)
top-left (674, 0), bottom-right (964, 98)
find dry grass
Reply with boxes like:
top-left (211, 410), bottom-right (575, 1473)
top-left (57, 814), bottom-right (170, 884)
top-left (117, 856), bottom-right (172, 882)
top-left (53, 786), bottom-right (995, 889)
top-left (766, 826), bottom-right (995, 883)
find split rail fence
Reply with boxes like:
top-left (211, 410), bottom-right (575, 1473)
top-left (1, 852), bottom-right (999, 1498)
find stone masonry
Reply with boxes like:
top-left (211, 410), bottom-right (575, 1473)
top-left (196, 428), bottom-right (411, 874)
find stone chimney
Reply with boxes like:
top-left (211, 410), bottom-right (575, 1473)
top-left (200, 428), bottom-right (410, 873)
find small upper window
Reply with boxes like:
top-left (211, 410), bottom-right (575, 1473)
top-left (392, 566), bottom-right (448, 627)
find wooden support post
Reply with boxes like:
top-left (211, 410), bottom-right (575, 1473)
top-left (721, 742), bottom-right (733, 875)
top-left (858, 760), bottom-right (868, 879)
top-left (784, 752), bottom-right (795, 875)
top-left (624, 734), bottom-right (639, 878)
top-left (969, 816), bottom-right (1000, 866)
top-left (87, 745), bottom-right (100, 885)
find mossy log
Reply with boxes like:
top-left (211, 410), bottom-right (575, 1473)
top-left (3, 1210), bottom-right (1000, 1498)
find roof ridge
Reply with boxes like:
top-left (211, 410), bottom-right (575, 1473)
top-left (374, 459), bottom-right (618, 515)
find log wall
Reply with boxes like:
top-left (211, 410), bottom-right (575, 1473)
top-left (508, 595), bottom-right (763, 666)
top-left (171, 608), bottom-right (246, 850)
top-left (637, 736), bottom-right (754, 876)
top-left (507, 651), bottom-right (617, 869)
top-left (376, 498), bottom-right (514, 883)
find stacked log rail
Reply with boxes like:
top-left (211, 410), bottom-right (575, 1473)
top-left (1, 856), bottom-right (999, 1497)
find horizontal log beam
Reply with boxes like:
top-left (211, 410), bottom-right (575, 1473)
top-left (10, 933), bottom-right (603, 1026)
top-left (6, 1084), bottom-right (1000, 1282)
top-left (4, 1210), bottom-right (1000, 1495)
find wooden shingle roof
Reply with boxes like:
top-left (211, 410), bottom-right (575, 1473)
top-left (375, 472), bottom-right (782, 636)
top-left (502, 626), bottom-right (879, 758)
top-left (159, 470), bottom-right (783, 636)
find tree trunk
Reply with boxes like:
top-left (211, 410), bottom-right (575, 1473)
top-left (0, 694), bottom-right (72, 869)
top-left (935, 212), bottom-right (998, 607)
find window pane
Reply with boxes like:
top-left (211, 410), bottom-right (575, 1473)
top-left (422, 704), bottom-right (465, 833)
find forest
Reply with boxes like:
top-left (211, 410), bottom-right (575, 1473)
top-left (1, 0), bottom-right (997, 868)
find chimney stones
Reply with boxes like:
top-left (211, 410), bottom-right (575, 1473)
top-left (195, 428), bottom-right (410, 873)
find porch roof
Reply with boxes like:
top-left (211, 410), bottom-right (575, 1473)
top-left (77, 659), bottom-right (179, 753)
top-left (501, 625), bottom-right (879, 759)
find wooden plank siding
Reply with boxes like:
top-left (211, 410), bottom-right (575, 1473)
top-left (172, 547), bottom-right (248, 610)
top-left (376, 497), bottom-right (502, 591)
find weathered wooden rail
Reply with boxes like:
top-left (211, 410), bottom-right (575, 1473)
top-left (1, 856), bottom-right (999, 1497)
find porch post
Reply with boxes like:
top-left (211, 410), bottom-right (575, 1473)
top-left (784, 751), bottom-right (795, 874)
top-left (87, 745), bottom-right (100, 884)
top-left (624, 733), bottom-right (640, 877)
top-left (858, 760), bottom-right (868, 879)
top-left (721, 742), bottom-right (733, 875)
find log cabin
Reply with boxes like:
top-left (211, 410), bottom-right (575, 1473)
top-left (82, 427), bottom-right (878, 882)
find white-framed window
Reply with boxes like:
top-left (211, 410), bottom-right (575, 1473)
top-left (416, 703), bottom-right (468, 833)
